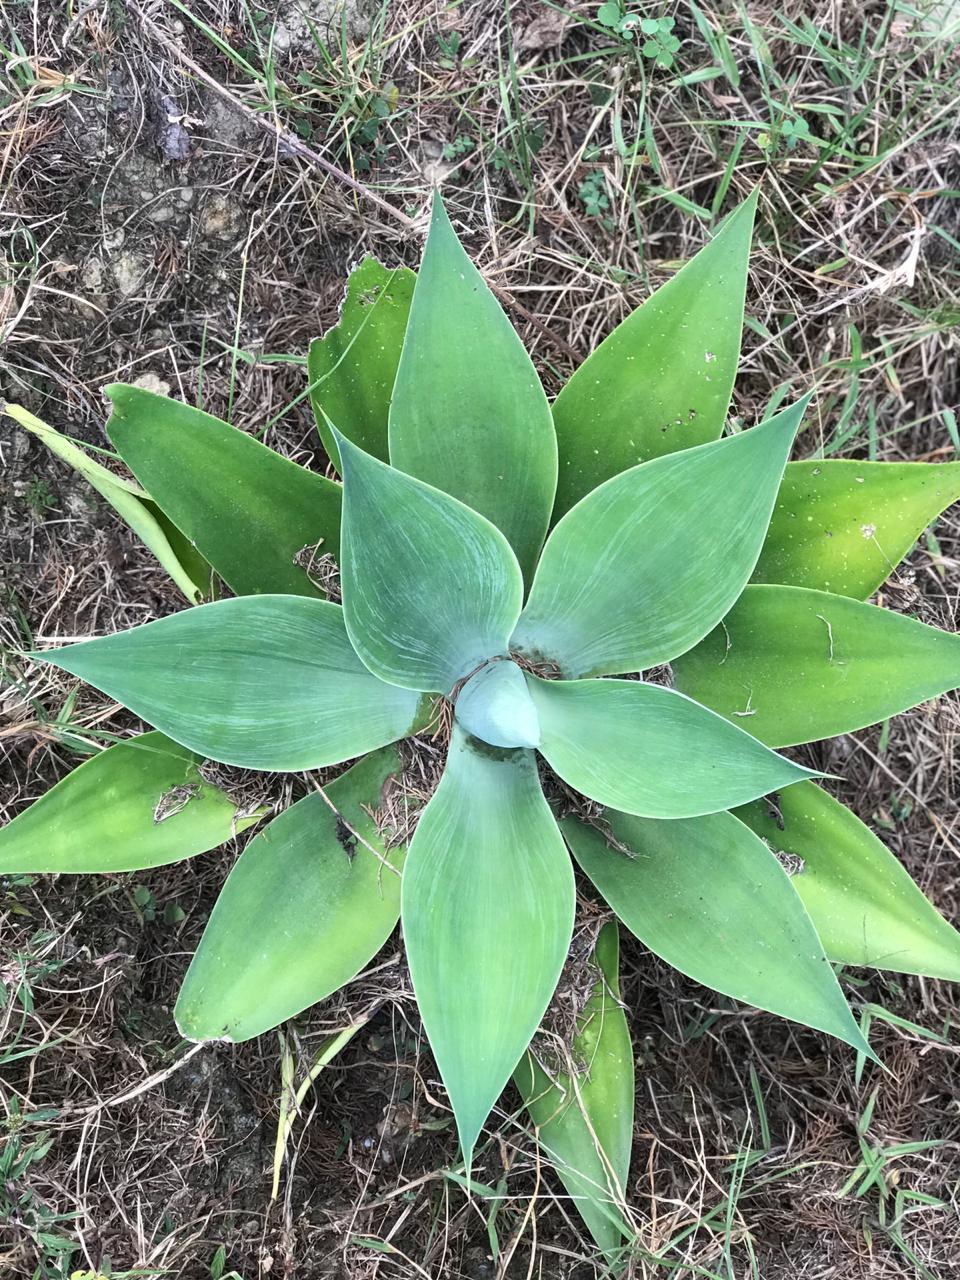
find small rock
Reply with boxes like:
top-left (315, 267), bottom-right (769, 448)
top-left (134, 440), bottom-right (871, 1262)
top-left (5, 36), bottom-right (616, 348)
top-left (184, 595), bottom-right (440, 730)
top-left (80, 256), bottom-right (105, 293)
top-left (111, 251), bottom-right (148, 297)
top-left (200, 191), bottom-right (242, 240)
top-left (131, 372), bottom-right (171, 397)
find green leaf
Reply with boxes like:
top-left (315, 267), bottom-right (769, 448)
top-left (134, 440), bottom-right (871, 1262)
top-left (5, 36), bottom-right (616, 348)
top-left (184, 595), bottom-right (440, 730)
top-left (454, 659), bottom-right (540, 748)
top-left (514, 922), bottom-right (634, 1259)
top-left (0, 732), bottom-right (262, 874)
top-left (402, 725), bottom-right (574, 1166)
top-left (176, 748), bottom-right (405, 1041)
top-left (564, 809), bottom-right (873, 1056)
top-left (734, 782), bottom-right (960, 981)
top-left (36, 596), bottom-right (427, 770)
top-left (388, 195), bottom-right (557, 582)
top-left (105, 384), bottom-right (342, 598)
top-left (308, 256), bottom-right (415, 470)
top-left (526, 676), bottom-right (816, 817)
top-left (4, 403), bottom-right (210, 604)
top-left (753, 459), bottom-right (960, 598)
top-left (513, 402), bottom-right (803, 677)
top-left (551, 191), bottom-right (758, 518)
top-left (337, 434), bottom-right (523, 693)
top-left (671, 584), bottom-right (960, 747)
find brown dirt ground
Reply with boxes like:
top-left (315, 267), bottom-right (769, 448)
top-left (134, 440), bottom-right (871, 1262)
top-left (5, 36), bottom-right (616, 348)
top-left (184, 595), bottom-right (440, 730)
top-left (2, 2), bottom-right (960, 1278)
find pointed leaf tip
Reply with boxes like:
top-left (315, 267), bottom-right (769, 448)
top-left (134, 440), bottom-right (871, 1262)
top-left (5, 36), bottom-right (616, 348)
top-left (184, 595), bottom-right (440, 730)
top-left (338, 436), bottom-right (524, 693)
top-left (402, 726), bottom-right (574, 1166)
top-left (526, 675), bottom-right (816, 817)
top-left (673, 584), bottom-right (960, 747)
top-left (551, 190), bottom-right (761, 515)
top-left (176, 749), bottom-right (405, 1043)
top-left (735, 781), bottom-right (960, 982)
top-left (388, 199), bottom-right (557, 583)
top-left (35, 596), bottom-right (424, 770)
top-left (566, 809), bottom-right (874, 1059)
top-left (0, 731), bottom-right (262, 875)
top-left (308, 256), bottom-right (415, 470)
top-left (514, 402), bottom-right (805, 677)
top-left (105, 385), bottom-right (341, 599)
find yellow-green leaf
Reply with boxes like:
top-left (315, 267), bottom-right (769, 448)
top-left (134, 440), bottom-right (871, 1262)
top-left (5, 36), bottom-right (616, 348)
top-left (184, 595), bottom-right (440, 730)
top-left (514, 922), bottom-right (634, 1259)
top-left (672, 584), bottom-right (960, 747)
top-left (734, 782), bottom-right (960, 980)
top-left (754, 459), bottom-right (960, 598)
top-left (0, 732), bottom-right (262, 873)
top-left (551, 191), bottom-right (758, 518)
top-left (176, 748), bottom-right (405, 1042)
top-left (4, 403), bottom-right (209, 603)
top-left (308, 256), bottom-right (415, 470)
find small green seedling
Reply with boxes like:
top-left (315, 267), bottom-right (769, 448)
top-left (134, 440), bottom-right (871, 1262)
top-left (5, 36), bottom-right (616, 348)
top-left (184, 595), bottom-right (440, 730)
top-left (578, 170), bottom-right (612, 223)
top-left (597, 4), bottom-right (681, 68)
top-left (5, 191), bottom-right (960, 1264)
top-left (639, 15), bottom-right (681, 67)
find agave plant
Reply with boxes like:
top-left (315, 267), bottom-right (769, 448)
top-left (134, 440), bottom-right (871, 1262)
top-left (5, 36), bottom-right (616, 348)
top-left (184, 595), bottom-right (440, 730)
top-left (5, 191), bottom-right (960, 1261)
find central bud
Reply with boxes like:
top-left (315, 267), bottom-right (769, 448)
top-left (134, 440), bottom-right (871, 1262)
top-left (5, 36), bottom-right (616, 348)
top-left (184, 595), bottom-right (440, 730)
top-left (454, 659), bottom-right (541, 750)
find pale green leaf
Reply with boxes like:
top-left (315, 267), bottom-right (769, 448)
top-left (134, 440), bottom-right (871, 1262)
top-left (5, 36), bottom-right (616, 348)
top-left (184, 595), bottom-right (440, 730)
top-left (551, 191), bottom-right (758, 517)
top-left (337, 433), bottom-right (523, 693)
top-left (512, 402), bottom-right (804, 677)
top-left (753, 459), bottom-right (960, 598)
top-left (515, 922), bottom-right (634, 1259)
top-left (308, 256), bottom-right (415, 470)
top-left (0, 732), bottom-right (262, 874)
top-left (672, 584), bottom-right (960, 747)
top-left (454, 659), bottom-right (540, 748)
top-left (176, 748), bottom-right (405, 1042)
top-left (735, 782), bottom-right (960, 981)
top-left (35, 596), bottom-right (427, 770)
top-left (564, 809), bottom-right (873, 1056)
top-left (402, 725), bottom-right (574, 1166)
top-left (525, 675), bottom-right (815, 818)
top-left (5, 403), bottom-right (209, 604)
top-left (388, 195), bottom-right (557, 582)
top-left (106, 384), bottom-right (342, 598)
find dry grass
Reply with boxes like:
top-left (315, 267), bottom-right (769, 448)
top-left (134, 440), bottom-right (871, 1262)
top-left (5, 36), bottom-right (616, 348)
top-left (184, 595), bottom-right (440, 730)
top-left (2, 1), bottom-right (960, 1277)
